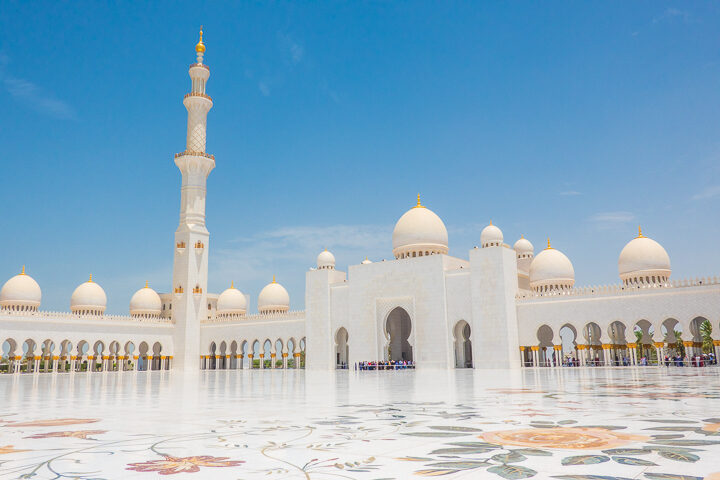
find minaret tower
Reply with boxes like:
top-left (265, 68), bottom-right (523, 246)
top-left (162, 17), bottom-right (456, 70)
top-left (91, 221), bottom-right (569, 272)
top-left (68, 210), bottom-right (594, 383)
top-left (171, 27), bottom-right (215, 370)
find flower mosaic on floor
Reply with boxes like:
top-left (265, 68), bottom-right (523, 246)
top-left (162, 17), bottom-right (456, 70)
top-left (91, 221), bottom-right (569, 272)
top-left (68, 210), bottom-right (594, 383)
top-left (0, 368), bottom-right (719, 479)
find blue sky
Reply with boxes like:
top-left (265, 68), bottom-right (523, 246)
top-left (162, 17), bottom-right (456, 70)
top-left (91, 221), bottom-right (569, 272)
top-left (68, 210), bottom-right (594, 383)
top-left (1, 2), bottom-right (720, 314)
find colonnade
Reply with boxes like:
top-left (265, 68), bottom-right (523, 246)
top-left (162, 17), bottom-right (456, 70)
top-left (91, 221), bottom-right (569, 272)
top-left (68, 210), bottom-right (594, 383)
top-left (3, 354), bottom-right (172, 374)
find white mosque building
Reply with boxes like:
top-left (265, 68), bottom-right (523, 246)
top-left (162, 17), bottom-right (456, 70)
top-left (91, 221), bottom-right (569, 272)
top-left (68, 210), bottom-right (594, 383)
top-left (1, 31), bottom-right (719, 374)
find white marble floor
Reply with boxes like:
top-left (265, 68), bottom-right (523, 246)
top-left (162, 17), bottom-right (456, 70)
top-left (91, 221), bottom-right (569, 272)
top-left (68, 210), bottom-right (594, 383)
top-left (1, 367), bottom-right (719, 479)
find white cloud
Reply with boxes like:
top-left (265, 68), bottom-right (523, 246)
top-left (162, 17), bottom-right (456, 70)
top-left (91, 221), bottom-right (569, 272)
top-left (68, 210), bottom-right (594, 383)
top-left (278, 33), bottom-right (304, 65)
top-left (653, 8), bottom-right (692, 24)
top-left (2, 73), bottom-right (75, 120)
top-left (258, 82), bottom-right (270, 96)
top-left (587, 211), bottom-right (635, 229)
top-left (692, 185), bottom-right (720, 201)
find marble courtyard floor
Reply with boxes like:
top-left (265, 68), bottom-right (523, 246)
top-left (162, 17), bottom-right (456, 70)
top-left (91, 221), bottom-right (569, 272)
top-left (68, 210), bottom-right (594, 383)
top-left (1, 367), bottom-right (720, 479)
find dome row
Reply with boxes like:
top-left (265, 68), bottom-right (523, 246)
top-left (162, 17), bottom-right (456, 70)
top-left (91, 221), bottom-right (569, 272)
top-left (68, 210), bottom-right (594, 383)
top-left (389, 196), bottom-right (671, 292)
top-left (0, 273), bottom-right (291, 317)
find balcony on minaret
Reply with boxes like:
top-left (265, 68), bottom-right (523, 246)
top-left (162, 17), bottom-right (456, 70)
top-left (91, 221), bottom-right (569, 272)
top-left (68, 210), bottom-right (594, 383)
top-left (184, 91), bottom-right (213, 102)
top-left (193, 285), bottom-right (203, 296)
top-left (174, 151), bottom-right (215, 160)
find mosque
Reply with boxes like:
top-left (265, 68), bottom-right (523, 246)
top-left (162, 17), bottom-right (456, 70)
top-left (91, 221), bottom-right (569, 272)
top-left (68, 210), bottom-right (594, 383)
top-left (1, 31), bottom-right (719, 374)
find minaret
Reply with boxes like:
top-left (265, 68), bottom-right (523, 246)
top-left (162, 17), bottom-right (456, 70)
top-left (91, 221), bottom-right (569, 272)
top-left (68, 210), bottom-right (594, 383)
top-left (171, 27), bottom-right (215, 371)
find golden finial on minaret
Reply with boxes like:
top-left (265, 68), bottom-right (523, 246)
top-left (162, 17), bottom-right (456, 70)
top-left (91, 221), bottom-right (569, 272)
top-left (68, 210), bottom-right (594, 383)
top-left (195, 26), bottom-right (205, 53)
top-left (89, 273), bottom-right (93, 283)
top-left (637, 225), bottom-right (644, 238)
top-left (21, 265), bottom-right (25, 275)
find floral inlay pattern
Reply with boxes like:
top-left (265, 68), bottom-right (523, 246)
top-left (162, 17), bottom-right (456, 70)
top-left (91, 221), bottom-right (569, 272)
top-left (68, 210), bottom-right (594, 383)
top-left (25, 430), bottom-right (107, 440)
top-left (126, 455), bottom-right (244, 475)
top-left (480, 427), bottom-right (649, 450)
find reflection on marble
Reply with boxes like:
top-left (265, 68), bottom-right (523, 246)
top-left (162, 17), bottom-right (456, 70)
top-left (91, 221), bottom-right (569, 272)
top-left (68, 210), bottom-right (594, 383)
top-left (1, 367), bottom-right (720, 479)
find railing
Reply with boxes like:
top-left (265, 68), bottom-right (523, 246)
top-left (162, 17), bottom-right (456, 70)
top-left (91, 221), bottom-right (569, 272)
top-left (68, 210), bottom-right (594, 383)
top-left (517, 275), bottom-right (720, 301)
top-left (183, 92), bottom-right (212, 102)
top-left (0, 309), bottom-right (173, 324)
top-left (175, 151), bottom-right (215, 160)
top-left (190, 63), bottom-right (210, 71)
top-left (201, 310), bottom-right (306, 324)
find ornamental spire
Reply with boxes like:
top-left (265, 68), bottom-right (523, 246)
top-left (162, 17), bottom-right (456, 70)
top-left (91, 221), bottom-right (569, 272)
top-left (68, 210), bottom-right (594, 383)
top-left (415, 193), bottom-right (424, 208)
top-left (21, 265), bottom-right (25, 275)
top-left (637, 225), bottom-right (644, 238)
top-left (89, 273), bottom-right (93, 283)
top-left (195, 26), bottom-right (205, 63)
top-left (546, 238), bottom-right (552, 250)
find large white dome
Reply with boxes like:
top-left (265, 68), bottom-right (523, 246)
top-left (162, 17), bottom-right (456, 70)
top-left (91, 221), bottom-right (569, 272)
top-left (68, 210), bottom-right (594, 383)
top-left (529, 240), bottom-right (575, 292)
top-left (70, 275), bottom-right (107, 315)
top-left (618, 227), bottom-right (671, 285)
top-left (258, 277), bottom-right (290, 314)
top-left (392, 195), bottom-right (449, 259)
top-left (317, 249), bottom-right (336, 270)
top-left (129, 282), bottom-right (162, 317)
top-left (217, 283), bottom-right (247, 316)
top-left (0, 267), bottom-right (41, 311)
top-left (481, 222), bottom-right (503, 248)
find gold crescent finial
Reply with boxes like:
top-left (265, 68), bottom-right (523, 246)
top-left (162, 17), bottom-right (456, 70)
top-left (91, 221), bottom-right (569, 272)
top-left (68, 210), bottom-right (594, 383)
top-left (21, 265), bottom-right (25, 275)
top-left (195, 26), bottom-right (206, 53)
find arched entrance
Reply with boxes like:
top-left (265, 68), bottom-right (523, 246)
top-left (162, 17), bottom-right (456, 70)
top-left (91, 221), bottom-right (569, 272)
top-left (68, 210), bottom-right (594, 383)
top-left (385, 307), bottom-right (413, 362)
top-left (453, 320), bottom-right (472, 368)
top-left (335, 327), bottom-right (349, 368)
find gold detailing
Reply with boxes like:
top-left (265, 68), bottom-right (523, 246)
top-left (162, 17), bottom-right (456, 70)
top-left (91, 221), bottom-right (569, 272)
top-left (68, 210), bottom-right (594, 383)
top-left (176, 241), bottom-right (186, 249)
top-left (546, 238), bottom-right (552, 250)
top-left (194, 241), bottom-right (204, 249)
top-left (414, 193), bottom-right (425, 208)
top-left (654, 342), bottom-right (665, 348)
top-left (195, 26), bottom-right (205, 53)
top-left (519, 346), bottom-right (525, 351)
top-left (174, 151), bottom-right (215, 160)
top-left (183, 91), bottom-right (213, 101)
top-left (520, 234), bottom-right (524, 239)
top-left (636, 225), bottom-right (644, 238)
top-left (489, 219), bottom-right (493, 226)
top-left (145, 280), bottom-right (149, 288)
top-left (530, 346), bottom-right (539, 351)
top-left (174, 285), bottom-right (184, 294)
top-left (193, 285), bottom-right (202, 294)
top-left (230, 280), bottom-right (234, 289)
top-left (88, 273), bottom-right (93, 283)
top-left (272, 275), bottom-right (276, 283)
top-left (21, 265), bottom-right (25, 275)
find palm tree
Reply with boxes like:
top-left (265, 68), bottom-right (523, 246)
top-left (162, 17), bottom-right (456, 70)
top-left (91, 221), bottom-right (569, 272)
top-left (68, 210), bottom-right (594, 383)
top-left (635, 330), bottom-right (643, 359)
top-left (674, 330), bottom-right (685, 357)
top-left (701, 320), bottom-right (713, 354)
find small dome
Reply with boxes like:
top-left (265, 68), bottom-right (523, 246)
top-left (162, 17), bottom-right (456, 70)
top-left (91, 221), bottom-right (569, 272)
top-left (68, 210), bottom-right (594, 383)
top-left (258, 277), bottom-right (289, 314)
top-left (481, 222), bottom-right (504, 248)
top-left (217, 282), bottom-right (247, 316)
top-left (317, 249), bottom-right (336, 270)
top-left (392, 195), bottom-right (449, 259)
top-left (0, 267), bottom-right (41, 311)
top-left (514, 236), bottom-right (534, 255)
top-left (129, 282), bottom-right (162, 317)
top-left (361, 257), bottom-right (372, 265)
top-left (529, 240), bottom-right (575, 292)
top-left (71, 275), bottom-right (107, 315)
top-left (618, 227), bottom-right (671, 285)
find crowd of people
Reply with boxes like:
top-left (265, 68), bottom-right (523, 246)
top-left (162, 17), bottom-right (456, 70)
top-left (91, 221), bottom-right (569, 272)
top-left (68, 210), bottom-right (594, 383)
top-left (354, 360), bottom-right (415, 370)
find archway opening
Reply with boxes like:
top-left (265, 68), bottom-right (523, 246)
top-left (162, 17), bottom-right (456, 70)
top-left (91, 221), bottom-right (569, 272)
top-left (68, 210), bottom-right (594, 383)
top-left (453, 320), bottom-right (472, 368)
top-left (385, 307), bottom-right (413, 362)
top-left (335, 327), bottom-right (349, 369)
